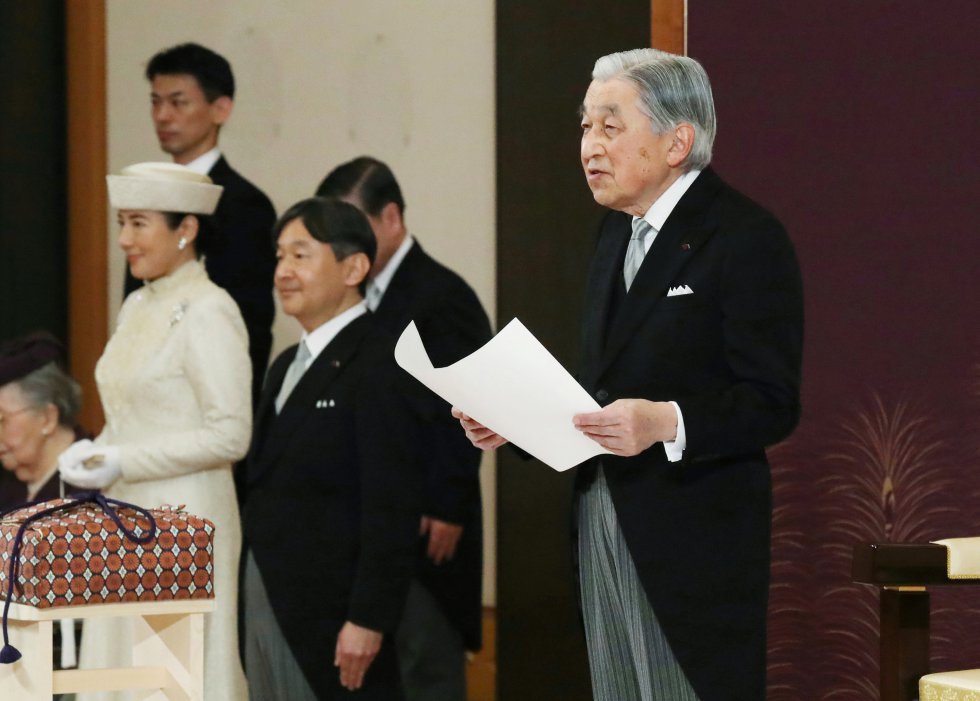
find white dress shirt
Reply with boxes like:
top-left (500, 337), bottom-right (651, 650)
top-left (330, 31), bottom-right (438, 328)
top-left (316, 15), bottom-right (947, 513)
top-left (631, 169), bottom-right (701, 463)
top-left (299, 301), bottom-right (369, 365)
top-left (183, 147), bottom-right (222, 176)
top-left (365, 235), bottom-right (414, 311)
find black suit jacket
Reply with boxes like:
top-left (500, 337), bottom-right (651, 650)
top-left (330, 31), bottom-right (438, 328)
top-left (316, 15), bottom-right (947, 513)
top-left (370, 241), bottom-right (491, 651)
top-left (576, 168), bottom-right (803, 700)
top-left (124, 156), bottom-right (277, 403)
top-left (241, 314), bottom-right (425, 696)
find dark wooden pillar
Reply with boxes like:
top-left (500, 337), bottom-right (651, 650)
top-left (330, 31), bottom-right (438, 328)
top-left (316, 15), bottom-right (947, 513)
top-left (652, 0), bottom-right (686, 54)
top-left (495, 3), bottom-right (658, 699)
top-left (0, 3), bottom-right (67, 342)
top-left (65, 0), bottom-right (107, 432)
top-left (880, 587), bottom-right (930, 701)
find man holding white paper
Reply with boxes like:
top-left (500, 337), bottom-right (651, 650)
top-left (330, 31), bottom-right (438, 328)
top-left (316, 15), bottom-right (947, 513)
top-left (456, 48), bottom-right (803, 701)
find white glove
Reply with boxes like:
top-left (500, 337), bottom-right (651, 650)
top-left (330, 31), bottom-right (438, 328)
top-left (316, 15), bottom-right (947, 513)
top-left (58, 441), bottom-right (122, 490)
top-left (56, 439), bottom-right (94, 471)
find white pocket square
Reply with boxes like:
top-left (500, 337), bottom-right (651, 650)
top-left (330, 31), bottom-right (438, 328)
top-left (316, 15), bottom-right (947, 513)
top-left (667, 285), bottom-right (693, 297)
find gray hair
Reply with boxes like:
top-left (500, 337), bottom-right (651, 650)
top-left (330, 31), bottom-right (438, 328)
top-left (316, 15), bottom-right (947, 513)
top-left (592, 48), bottom-right (716, 171)
top-left (16, 361), bottom-right (82, 428)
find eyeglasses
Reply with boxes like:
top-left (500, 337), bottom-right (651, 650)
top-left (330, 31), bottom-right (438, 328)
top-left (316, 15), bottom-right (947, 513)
top-left (0, 407), bottom-right (33, 431)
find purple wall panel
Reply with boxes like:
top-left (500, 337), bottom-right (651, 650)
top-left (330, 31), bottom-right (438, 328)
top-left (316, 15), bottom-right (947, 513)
top-left (690, 2), bottom-right (980, 698)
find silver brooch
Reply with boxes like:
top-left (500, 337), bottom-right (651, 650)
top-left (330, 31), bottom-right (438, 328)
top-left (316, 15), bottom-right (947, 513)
top-left (170, 302), bottom-right (189, 327)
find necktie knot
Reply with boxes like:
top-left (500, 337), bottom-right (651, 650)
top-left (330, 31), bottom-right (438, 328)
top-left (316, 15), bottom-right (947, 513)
top-left (294, 341), bottom-right (311, 364)
top-left (624, 218), bottom-right (654, 291)
top-left (365, 281), bottom-right (382, 311)
top-left (631, 218), bottom-right (652, 242)
top-left (275, 341), bottom-right (311, 413)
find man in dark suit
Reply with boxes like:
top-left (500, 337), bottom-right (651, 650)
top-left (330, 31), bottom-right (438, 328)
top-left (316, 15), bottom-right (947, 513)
top-left (125, 42), bottom-right (277, 404)
top-left (240, 197), bottom-right (424, 699)
top-left (317, 157), bottom-right (491, 701)
top-left (457, 49), bottom-right (803, 700)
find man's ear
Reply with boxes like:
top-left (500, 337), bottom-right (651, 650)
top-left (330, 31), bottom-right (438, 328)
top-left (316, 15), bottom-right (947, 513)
top-left (380, 201), bottom-right (403, 233)
top-left (210, 95), bottom-right (234, 127)
top-left (667, 123), bottom-right (695, 167)
top-left (343, 252), bottom-right (372, 289)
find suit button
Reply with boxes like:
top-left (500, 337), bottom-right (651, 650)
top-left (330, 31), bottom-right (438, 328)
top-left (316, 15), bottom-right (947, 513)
top-left (595, 389), bottom-right (609, 402)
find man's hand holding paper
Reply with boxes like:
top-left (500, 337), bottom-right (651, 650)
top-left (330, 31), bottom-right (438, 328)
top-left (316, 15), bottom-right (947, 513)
top-left (395, 318), bottom-right (612, 471)
top-left (572, 399), bottom-right (678, 457)
top-left (451, 407), bottom-right (509, 451)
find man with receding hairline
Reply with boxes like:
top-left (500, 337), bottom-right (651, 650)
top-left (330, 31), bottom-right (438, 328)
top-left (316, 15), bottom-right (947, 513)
top-left (318, 157), bottom-right (491, 701)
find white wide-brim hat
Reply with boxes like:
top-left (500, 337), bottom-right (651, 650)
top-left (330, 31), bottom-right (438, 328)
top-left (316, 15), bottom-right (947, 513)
top-left (106, 162), bottom-right (223, 214)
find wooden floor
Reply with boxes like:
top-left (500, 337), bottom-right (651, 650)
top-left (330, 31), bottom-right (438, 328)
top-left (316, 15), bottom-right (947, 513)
top-left (466, 607), bottom-right (496, 701)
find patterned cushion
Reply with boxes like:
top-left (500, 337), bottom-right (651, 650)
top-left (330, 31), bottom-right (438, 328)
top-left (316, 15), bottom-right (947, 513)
top-left (921, 669), bottom-right (980, 700)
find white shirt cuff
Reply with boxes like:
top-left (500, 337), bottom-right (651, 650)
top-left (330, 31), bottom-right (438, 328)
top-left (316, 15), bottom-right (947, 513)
top-left (662, 401), bottom-right (686, 463)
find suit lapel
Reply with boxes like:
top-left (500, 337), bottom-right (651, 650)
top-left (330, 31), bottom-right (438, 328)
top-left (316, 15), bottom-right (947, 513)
top-left (249, 315), bottom-right (372, 482)
top-left (581, 218), bottom-right (629, 380)
top-left (208, 155), bottom-right (231, 182)
top-left (250, 354), bottom-right (288, 460)
top-left (598, 169), bottom-right (722, 377)
top-left (247, 348), bottom-right (292, 485)
top-left (372, 242), bottom-right (425, 327)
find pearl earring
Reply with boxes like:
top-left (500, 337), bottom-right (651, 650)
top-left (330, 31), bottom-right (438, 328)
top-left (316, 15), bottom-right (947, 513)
top-left (178, 237), bottom-right (188, 251)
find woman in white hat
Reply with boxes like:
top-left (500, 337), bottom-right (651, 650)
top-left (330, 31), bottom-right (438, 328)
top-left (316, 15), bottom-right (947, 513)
top-left (58, 162), bottom-right (250, 700)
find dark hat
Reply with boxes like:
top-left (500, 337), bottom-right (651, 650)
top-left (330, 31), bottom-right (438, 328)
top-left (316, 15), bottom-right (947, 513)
top-left (0, 332), bottom-right (65, 387)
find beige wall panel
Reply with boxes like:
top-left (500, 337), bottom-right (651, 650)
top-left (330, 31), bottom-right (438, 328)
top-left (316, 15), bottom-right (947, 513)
top-left (107, 0), bottom-right (497, 604)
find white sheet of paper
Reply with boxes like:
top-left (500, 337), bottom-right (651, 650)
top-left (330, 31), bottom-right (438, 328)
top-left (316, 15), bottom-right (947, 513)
top-left (394, 318), bottom-right (611, 471)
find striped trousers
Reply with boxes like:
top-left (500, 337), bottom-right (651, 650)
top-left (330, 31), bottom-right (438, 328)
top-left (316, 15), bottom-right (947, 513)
top-left (578, 468), bottom-right (700, 701)
top-left (243, 550), bottom-right (319, 700)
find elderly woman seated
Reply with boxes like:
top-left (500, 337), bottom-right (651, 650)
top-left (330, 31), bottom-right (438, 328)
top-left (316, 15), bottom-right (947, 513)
top-left (0, 332), bottom-right (87, 673)
top-left (0, 332), bottom-right (84, 509)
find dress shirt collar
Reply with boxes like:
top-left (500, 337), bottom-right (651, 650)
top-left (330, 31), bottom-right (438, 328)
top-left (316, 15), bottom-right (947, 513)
top-left (300, 301), bottom-right (368, 366)
top-left (370, 235), bottom-right (414, 302)
top-left (183, 147), bottom-right (222, 176)
top-left (633, 169), bottom-right (702, 251)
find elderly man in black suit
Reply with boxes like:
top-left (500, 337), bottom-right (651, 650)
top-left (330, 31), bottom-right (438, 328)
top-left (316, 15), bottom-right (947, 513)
top-left (240, 198), bottom-right (424, 700)
top-left (317, 158), bottom-right (491, 701)
top-left (124, 42), bottom-right (277, 405)
top-left (456, 49), bottom-right (803, 700)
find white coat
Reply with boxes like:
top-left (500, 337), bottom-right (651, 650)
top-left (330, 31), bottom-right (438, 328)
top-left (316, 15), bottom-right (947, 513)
top-left (79, 260), bottom-right (250, 701)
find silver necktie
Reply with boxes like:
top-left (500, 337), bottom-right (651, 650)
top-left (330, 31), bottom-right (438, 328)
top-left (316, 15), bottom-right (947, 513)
top-left (275, 341), bottom-right (311, 413)
top-left (365, 280), bottom-right (383, 311)
top-left (623, 218), bottom-right (653, 291)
